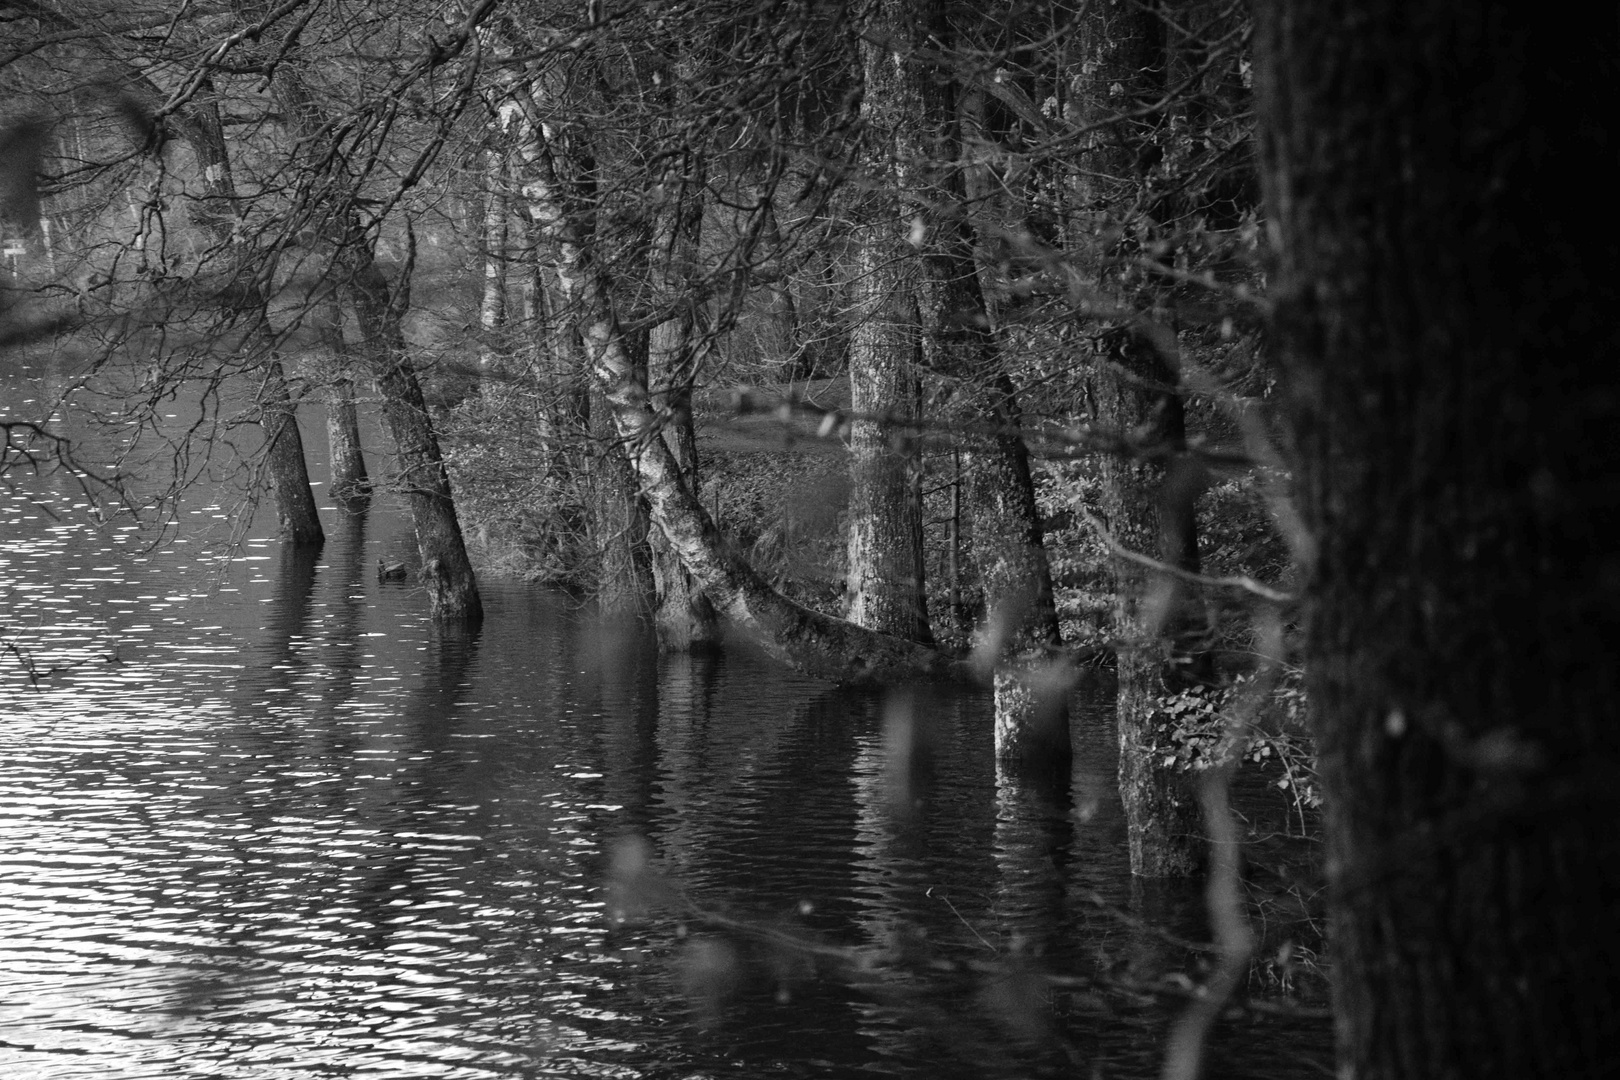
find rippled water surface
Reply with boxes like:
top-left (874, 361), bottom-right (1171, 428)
top-left (1, 367), bottom-right (1330, 1078)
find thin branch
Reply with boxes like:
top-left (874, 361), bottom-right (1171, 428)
top-left (1077, 504), bottom-right (1295, 604)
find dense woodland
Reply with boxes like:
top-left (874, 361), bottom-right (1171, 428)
top-left (1, 2), bottom-right (1613, 1078)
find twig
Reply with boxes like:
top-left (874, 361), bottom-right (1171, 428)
top-left (1077, 505), bottom-right (1295, 604)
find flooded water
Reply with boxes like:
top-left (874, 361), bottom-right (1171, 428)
top-left (0, 361), bottom-right (1331, 1078)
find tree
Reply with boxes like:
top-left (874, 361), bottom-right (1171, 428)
top-left (269, 39), bottom-right (485, 625)
top-left (840, 1), bottom-right (934, 645)
top-left (1254, 3), bottom-right (1619, 1076)
top-left (858, 0), bottom-right (1069, 768)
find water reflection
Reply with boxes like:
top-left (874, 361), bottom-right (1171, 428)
top-left (0, 424), bottom-right (1330, 1077)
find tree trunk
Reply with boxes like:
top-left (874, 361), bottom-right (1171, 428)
top-left (647, 154), bottom-right (719, 650)
top-left (479, 137), bottom-right (509, 371)
top-left (271, 65), bottom-right (477, 623)
top-left (1254, 5), bottom-right (1619, 1078)
top-left (1094, 340), bottom-right (1202, 877)
top-left (506, 59), bottom-right (960, 685)
top-left (590, 386), bottom-right (657, 619)
top-left (186, 90), bottom-right (324, 546)
top-left (345, 245), bottom-right (484, 626)
top-left (1069, 0), bottom-right (1203, 876)
top-left (314, 295), bottom-right (370, 505)
top-left (843, 241), bottom-right (931, 642)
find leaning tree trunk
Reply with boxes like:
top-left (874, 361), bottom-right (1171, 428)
top-left (344, 245), bottom-right (484, 626)
top-left (186, 89), bottom-right (324, 546)
top-left (1072, 0), bottom-right (1203, 877)
top-left (1254, 5), bottom-right (1619, 1078)
top-left (272, 64), bottom-right (478, 623)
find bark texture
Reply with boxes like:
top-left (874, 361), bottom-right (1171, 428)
top-left (1072, 0), bottom-right (1202, 876)
top-left (590, 385), bottom-right (658, 619)
top-left (1254, 4), bottom-right (1619, 1077)
top-left (314, 297), bottom-right (370, 504)
top-left (479, 137), bottom-right (509, 371)
top-left (345, 248), bottom-right (484, 625)
top-left (647, 159), bottom-right (719, 650)
top-left (844, 5), bottom-right (932, 644)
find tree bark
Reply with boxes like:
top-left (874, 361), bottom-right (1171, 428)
top-left (1071, 0), bottom-right (1203, 876)
top-left (647, 151), bottom-right (719, 650)
top-left (590, 384), bottom-right (658, 619)
top-left (843, 7), bottom-right (933, 644)
top-left (272, 64), bottom-right (479, 623)
top-left (1254, 4), bottom-right (1619, 1077)
top-left (478, 136), bottom-right (509, 371)
top-left (345, 244), bottom-right (484, 626)
top-left (186, 90), bottom-right (324, 547)
top-left (314, 295), bottom-right (370, 505)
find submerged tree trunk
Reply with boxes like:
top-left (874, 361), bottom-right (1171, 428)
top-left (186, 91), bottom-right (324, 546)
top-left (1071, 0), bottom-right (1203, 876)
top-left (507, 59), bottom-right (958, 684)
top-left (647, 153), bottom-right (719, 650)
top-left (272, 64), bottom-right (477, 623)
top-left (314, 295), bottom-right (370, 505)
top-left (1255, 5), bottom-right (1619, 1077)
top-left (344, 244), bottom-right (484, 626)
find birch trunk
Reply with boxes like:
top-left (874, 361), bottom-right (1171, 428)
top-left (506, 63), bottom-right (958, 684)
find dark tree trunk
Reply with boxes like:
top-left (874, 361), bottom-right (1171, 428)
top-left (590, 385), bottom-right (657, 619)
top-left (1094, 335), bottom-right (1202, 877)
top-left (186, 91), bottom-right (324, 547)
top-left (1072, 0), bottom-right (1203, 876)
top-left (314, 296), bottom-right (370, 505)
top-left (272, 65), bottom-right (478, 623)
top-left (1254, 4), bottom-right (1619, 1077)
